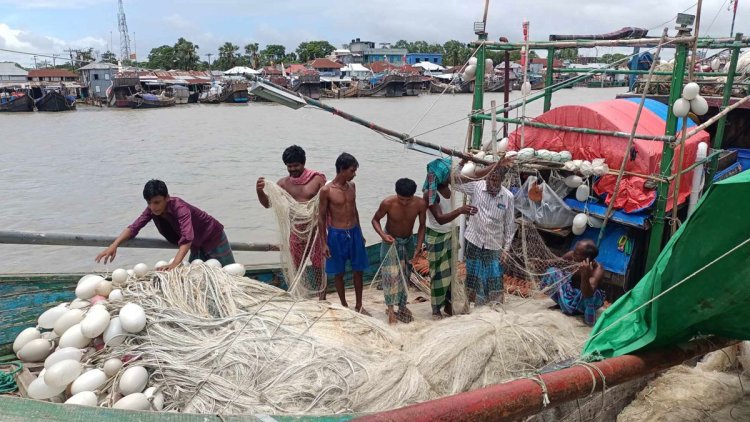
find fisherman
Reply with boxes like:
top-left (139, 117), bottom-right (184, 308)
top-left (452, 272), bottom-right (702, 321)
top-left (540, 239), bottom-right (605, 326)
top-left (95, 179), bottom-right (234, 270)
top-left (318, 153), bottom-right (370, 315)
top-left (455, 160), bottom-right (516, 307)
top-left (371, 178), bottom-right (427, 324)
top-left (256, 145), bottom-right (327, 298)
top-left (422, 157), bottom-right (477, 319)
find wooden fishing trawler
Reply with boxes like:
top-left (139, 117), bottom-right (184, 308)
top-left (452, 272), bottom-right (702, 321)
top-left (128, 92), bottom-right (177, 109)
top-left (290, 72), bottom-right (321, 100)
top-left (0, 91), bottom-right (34, 112)
top-left (2, 2), bottom-right (750, 421)
top-left (200, 81), bottom-right (249, 104)
top-left (34, 90), bottom-right (76, 112)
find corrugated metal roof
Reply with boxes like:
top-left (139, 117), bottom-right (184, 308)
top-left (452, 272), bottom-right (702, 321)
top-left (78, 62), bottom-right (118, 71)
top-left (0, 62), bottom-right (28, 76)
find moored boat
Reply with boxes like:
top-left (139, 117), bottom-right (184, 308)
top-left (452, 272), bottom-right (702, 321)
top-left (34, 90), bottom-right (76, 112)
top-left (0, 92), bottom-right (34, 112)
top-left (129, 92), bottom-right (177, 109)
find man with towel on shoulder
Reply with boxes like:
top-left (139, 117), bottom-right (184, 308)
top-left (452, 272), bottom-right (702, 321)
top-left (257, 145), bottom-right (327, 298)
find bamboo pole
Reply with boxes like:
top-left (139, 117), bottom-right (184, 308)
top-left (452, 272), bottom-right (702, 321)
top-left (0, 230), bottom-right (280, 251)
top-left (684, 94), bottom-right (750, 139)
top-left (553, 68), bottom-right (731, 77)
top-left (597, 28), bottom-right (669, 247)
top-left (476, 115), bottom-right (675, 142)
top-left (670, 149), bottom-right (723, 179)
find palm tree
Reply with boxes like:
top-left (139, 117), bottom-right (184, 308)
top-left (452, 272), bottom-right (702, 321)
top-left (218, 42), bottom-right (239, 70)
top-left (244, 43), bottom-right (260, 69)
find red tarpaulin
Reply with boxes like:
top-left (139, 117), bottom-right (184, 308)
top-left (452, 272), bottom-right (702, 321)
top-left (508, 99), bottom-right (710, 212)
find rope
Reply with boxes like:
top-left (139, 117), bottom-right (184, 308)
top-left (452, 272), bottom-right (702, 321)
top-left (527, 375), bottom-right (551, 407)
top-left (586, 235), bottom-right (750, 346)
top-left (0, 361), bottom-right (22, 394)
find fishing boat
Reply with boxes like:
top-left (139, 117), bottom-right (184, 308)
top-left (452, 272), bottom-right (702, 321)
top-left (200, 81), bottom-right (250, 104)
top-left (128, 92), bottom-right (177, 109)
top-left (34, 90), bottom-right (76, 112)
top-left (0, 91), bottom-right (34, 112)
top-left (164, 85), bottom-right (190, 105)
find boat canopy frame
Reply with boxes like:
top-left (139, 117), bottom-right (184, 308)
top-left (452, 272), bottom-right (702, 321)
top-left (466, 31), bottom-right (750, 270)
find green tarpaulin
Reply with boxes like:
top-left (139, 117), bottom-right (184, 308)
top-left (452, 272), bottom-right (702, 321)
top-left (583, 171), bottom-right (750, 359)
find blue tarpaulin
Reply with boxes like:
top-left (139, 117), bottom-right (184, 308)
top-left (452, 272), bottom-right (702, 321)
top-left (572, 225), bottom-right (632, 275)
top-left (624, 98), bottom-right (696, 132)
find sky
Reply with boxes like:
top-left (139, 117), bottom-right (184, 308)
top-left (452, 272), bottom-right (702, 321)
top-left (0, 0), bottom-right (744, 67)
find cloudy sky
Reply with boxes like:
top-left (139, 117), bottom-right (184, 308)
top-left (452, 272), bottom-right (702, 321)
top-left (0, 0), bottom-right (744, 67)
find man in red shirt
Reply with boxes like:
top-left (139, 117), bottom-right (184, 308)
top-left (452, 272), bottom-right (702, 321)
top-left (95, 179), bottom-right (234, 271)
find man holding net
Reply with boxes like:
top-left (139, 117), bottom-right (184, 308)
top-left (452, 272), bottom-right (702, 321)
top-left (257, 145), bottom-right (327, 298)
top-left (371, 178), bottom-right (427, 324)
top-left (540, 239), bottom-right (605, 326)
top-left (423, 157), bottom-right (477, 320)
top-left (455, 161), bottom-right (516, 308)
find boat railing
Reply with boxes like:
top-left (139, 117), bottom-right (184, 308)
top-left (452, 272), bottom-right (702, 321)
top-left (0, 230), bottom-right (279, 252)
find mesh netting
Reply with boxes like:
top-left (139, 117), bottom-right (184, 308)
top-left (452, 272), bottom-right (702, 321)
top-left (370, 243), bottom-right (414, 324)
top-left (263, 181), bottom-right (326, 299)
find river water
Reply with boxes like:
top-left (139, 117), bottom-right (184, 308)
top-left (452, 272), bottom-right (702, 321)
top-left (0, 87), bottom-right (627, 273)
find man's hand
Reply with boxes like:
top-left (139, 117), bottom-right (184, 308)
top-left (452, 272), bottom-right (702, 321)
top-left (580, 258), bottom-right (594, 278)
top-left (381, 234), bottom-right (395, 244)
top-left (501, 250), bottom-right (511, 265)
top-left (256, 177), bottom-right (266, 192)
top-left (322, 244), bottom-right (331, 259)
top-left (412, 245), bottom-right (423, 261)
top-left (95, 245), bottom-right (117, 264)
top-left (459, 205), bottom-right (478, 216)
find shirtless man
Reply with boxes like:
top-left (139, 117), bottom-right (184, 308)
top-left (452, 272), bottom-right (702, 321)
top-left (257, 145), bottom-right (327, 297)
top-left (371, 178), bottom-right (427, 324)
top-left (319, 153), bottom-right (369, 314)
top-left (541, 239), bottom-right (606, 326)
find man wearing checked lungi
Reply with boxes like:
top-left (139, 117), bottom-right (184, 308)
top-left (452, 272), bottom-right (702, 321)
top-left (422, 158), bottom-right (477, 319)
top-left (454, 161), bottom-right (516, 308)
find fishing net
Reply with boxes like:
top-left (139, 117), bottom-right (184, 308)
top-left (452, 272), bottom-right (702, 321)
top-left (262, 181), bottom-right (326, 299)
top-left (91, 265), bottom-right (584, 415)
top-left (617, 343), bottom-right (750, 422)
top-left (370, 243), bottom-right (414, 324)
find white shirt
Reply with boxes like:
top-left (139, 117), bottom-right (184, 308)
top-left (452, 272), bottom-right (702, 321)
top-left (426, 191), bottom-right (453, 233)
top-left (455, 180), bottom-right (516, 251)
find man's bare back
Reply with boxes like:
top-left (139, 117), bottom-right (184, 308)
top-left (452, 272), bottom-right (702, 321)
top-left (320, 181), bottom-right (358, 229)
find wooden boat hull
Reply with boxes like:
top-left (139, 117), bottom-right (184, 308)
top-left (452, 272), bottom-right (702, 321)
top-left (0, 94), bottom-right (34, 112)
top-left (35, 91), bottom-right (75, 112)
top-left (129, 94), bottom-right (177, 109)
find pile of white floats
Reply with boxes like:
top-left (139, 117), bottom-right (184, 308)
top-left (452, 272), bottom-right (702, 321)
top-left (12, 259), bottom-right (246, 411)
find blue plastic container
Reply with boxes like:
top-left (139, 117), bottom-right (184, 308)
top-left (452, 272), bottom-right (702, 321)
top-left (728, 148), bottom-right (750, 172)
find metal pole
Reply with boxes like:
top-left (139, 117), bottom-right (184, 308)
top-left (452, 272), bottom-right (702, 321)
top-left (645, 43), bottom-right (688, 270)
top-left (471, 38), bottom-right (488, 150)
top-left (705, 43), bottom-right (741, 188)
top-left (477, 115), bottom-right (675, 142)
top-left (503, 51), bottom-right (510, 138)
top-left (543, 47), bottom-right (554, 112)
top-left (0, 230), bottom-right (279, 252)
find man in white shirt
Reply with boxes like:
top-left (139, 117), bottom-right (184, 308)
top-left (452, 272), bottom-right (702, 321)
top-left (455, 163), bottom-right (516, 306)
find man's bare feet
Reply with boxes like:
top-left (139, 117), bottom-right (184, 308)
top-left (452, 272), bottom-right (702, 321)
top-left (387, 308), bottom-right (397, 325)
top-left (432, 312), bottom-right (443, 321)
top-left (355, 306), bottom-right (371, 317)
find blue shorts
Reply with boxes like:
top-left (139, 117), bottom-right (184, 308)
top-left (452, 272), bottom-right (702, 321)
top-left (326, 225), bottom-right (369, 275)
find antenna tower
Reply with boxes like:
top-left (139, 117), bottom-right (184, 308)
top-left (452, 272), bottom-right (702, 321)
top-left (117, 0), bottom-right (132, 61)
